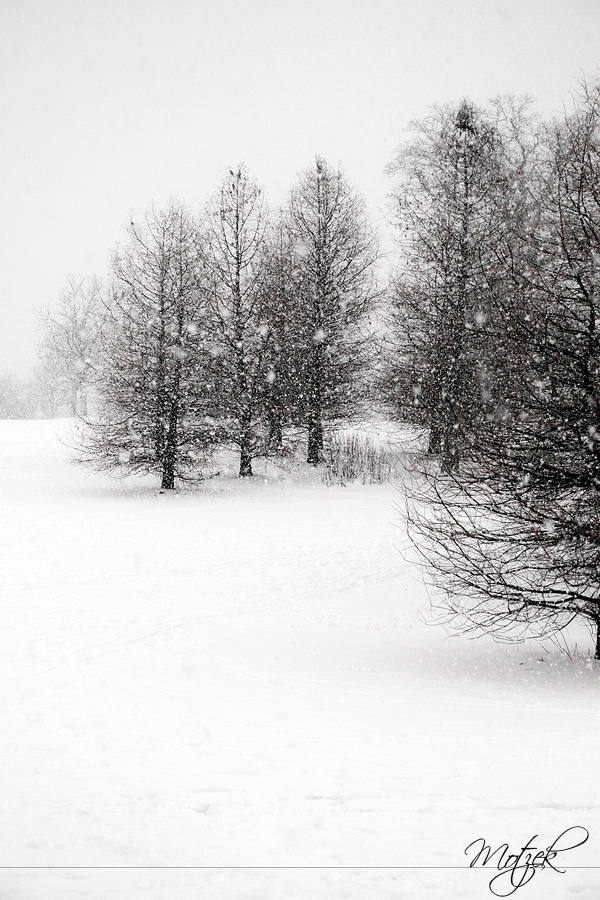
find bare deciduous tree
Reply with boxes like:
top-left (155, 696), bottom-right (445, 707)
top-left (259, 220), bottom-right (305, 454)
top-left (404, 81), bottom-right (600, 657)
top-left (37, 276), bottom-right (103, 416)
top-left (385, 100), bottom-right (538, 470)
top-left (201, 166), bottom-right (272, 476)
top-left (81, 202), bottom-right (216, 490)
top-left (285, 156), bottom-right (379, 464)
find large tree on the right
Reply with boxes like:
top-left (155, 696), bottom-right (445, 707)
top-left (385, 99), bottom-right (527, 471)
top-left (406, 82), bottom-right (600, 657)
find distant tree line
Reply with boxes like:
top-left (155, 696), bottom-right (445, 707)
top-left (0, 372), bottom-right (36, 419)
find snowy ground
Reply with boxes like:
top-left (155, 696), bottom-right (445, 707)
top-left (1, 419), bottom-right (599, 900)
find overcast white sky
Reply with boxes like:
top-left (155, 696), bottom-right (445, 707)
top-left (1, 0), bottom-right (599, 376)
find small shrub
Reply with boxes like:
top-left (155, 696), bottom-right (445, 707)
top-left (323, 433), bottom-right (395, 485)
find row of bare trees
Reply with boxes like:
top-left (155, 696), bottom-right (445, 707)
top-left (386, 79), bottom-right (600, 656)
top-left (40, 159), bottom-right (379, 489)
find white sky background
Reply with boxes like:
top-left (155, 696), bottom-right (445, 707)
top-left (1, 0), bottom-right (599, 376)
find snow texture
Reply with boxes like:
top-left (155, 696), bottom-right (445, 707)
top-left (0, 420), bottom-right (599, 899)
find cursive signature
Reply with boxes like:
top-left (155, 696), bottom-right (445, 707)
top-left (464, 826), bottom-right (590, 896)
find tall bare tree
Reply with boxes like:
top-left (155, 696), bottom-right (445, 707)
top-left (201, 166), bottom-right (271, 476)
top-left (385, 101), bottom-right (519, 471)
top-left (81, 202), bottom-right (215, 490)
top-left (404, 82), bottom-right (600, 657)
top-left (259, 219), bottom-right (305, 454)
top-left (284, 157), bottom-right (379, 464)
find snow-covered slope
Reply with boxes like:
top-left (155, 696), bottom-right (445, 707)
top-left (1, 420), bottom-right (598, 899)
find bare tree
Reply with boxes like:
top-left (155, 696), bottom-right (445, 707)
top-left (81, 202), bottom-right (216, 490)
top-left (404, 81), bottom-right (600, 657)
top-left (201, 166), bottom-right (272, 476)
top-left (259, 219), bottom-right (306, 454)
top-left (284, 156), bottom-right (379, 464)
top-left (37, 276), bottom-right (103, 416)
top-left (385, 100), bottom-right (535, 470)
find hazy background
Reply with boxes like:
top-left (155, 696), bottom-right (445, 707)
top-left (1, 0), bottom-right (598, 376)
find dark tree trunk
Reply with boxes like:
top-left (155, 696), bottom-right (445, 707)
top-left (267, 411), bottom-right (283, 454)
top-left (239, 443), bottom-right (253, 477)
top-left (307, 348), bottom-right (324, 465)
top-left (161, 396), bottom-right (178, 490)
top-left (428, 421), bottom-right (442, 454)
top-left (155, 286), bottom-right (167, 461)
top-left (595, 619), bottom-right (600, 661)
top-left (441, 425), bottom-right (460, 473)
top-left (161, 463), bottom-right (176, 490)
top-left (307, 414), bottom-right (323, 464)
top-left (239, 412), bottom-right (253, 476)
top-left (429, 419), bottom-right (460, 471)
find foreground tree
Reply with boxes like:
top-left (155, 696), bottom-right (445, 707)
top-left (82, 203), bottom-right (215, 490)
top-left (202, 166), bottom-right (271, 476)
top-left (405, 81), bottom-right (600, 657)
top-left (285, 156), bottom-right (379, 463)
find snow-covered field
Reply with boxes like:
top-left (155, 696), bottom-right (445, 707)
top-left (1, 419), bottom-right (599, 900)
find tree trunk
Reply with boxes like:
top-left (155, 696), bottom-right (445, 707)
top-left (595, 619), bottom-right (600, 661)
top-left (428, 421), bottom-right (442, 454)
top-left (161, 462), bottom-right (176, 490)
top-left (239, 413), bottom-right (253, 476)
top-left (307, 348), bottom-right (324, 465)
top-left (307, 414), bottom-right (323, 465)
top-left (429, 419), bottom-right (459, 471)
top-left (267, 411), bottom-right (283, 454)
top-left (239, 442), bottom-right (253, 477)
top-left (70, 384), bottom-right (78, 416)
top-left (161, 396), bottom-right (178, 490)
top-left (441, 425), bottom-right (460, 473)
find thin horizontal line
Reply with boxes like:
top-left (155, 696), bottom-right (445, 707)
top-left (1, 866), bottom-right (599, 870)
